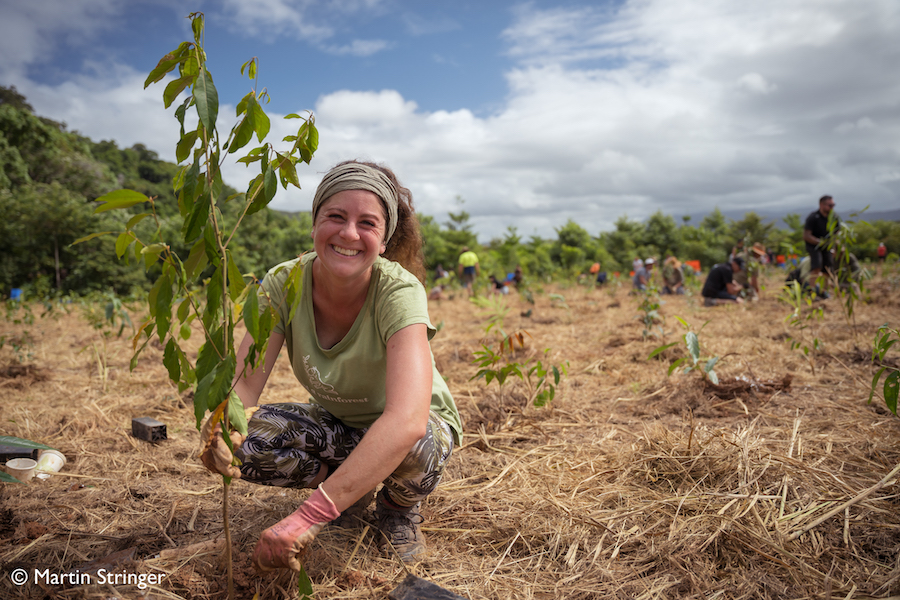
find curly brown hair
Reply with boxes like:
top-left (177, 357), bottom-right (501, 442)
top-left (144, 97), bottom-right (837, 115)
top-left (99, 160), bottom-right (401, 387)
top-left (330, 160), bottom-right (426, 284)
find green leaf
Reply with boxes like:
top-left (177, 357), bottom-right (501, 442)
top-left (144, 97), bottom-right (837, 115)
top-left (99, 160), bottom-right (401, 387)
top-left (250, 96), bottom-right (270, 141)
top-left (675, 316), bottom-right (690, 330)
top-left (164, 75), bottom-right (193, 108)
top-left (685, 332), bottom-right (700, 363)
top-left (885, 370), bottom-right (899, 415)
top-left (155, 271), bottom-right (174, 341)
top-left (306, 122), bottom-right (319, 153)
top-left (93, 189), bottom-right (150, 213)
top-left (183, 238), bottom-right (209, 282)
top-left (115, 232), bottom-right (134, 259)
top-left (707, 370), bottom-right (719, 385)
top-left (195, 332), bottom-right (224, 385)
top-left (298, 565), bottom-right (314, 600)
top-left (179, 160), bottom-right (201, 217)
top-left (278, 155), bottom-right (300, 189)
top-left (226, 252), bottom-right (246, 300)
top-left (229, 112), bottom-right (255, 153)
top-left (176, 130), bottom-right (199, 163)
top-left (194, 69), bottom-right (219, 133)
top-left (668, 357), bottom-right (686, 376)
top-left (163, 338), bottom-right (181, 383)
top-left (194, 356), bottom-right (237, 427)
top-left (191, 13), bottom-right (204, 43)
top-left (140, 243), bottom-right (167, 269)
top-left (704, 356), bottom-right (720, 373)
top-left (126, 213), bottom-right (151, 231)
top-left (264, 164), bottom-right (277, 203)
top-left (144, 42), bottom-right (192, 88)
top-left (0, 436), bottom-right (55, 451)
top-left (869, 367), bottom-right (887, 403)
top-left (647, 342), bottom-right (677, 360)
top-left (227, 388), bottom-right (248, 436)
top-left (72, 231), bottom-right (116, 245)
top-left (183, 191), bottom-right (211, 243)
top-left (243, 287), bottom-right (260, 342)
top-left (1, 471), bottom-right (24, 484)
top-left (205, 266), bottom-right (224, 325)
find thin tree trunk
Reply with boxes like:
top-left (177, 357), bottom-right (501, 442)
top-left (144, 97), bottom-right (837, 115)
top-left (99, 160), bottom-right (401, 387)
top-left (54, 237), bottom-right (61, 289)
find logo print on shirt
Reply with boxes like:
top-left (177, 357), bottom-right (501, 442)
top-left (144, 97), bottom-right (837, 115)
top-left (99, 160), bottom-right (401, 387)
top-left (302, 355), bottom-right (367, 404)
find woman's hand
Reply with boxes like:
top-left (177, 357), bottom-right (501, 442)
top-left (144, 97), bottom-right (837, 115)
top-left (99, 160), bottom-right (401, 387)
top-left (252, 486), bottom-right (340, 572)
top-left (198, 406), bottom-right (257, 479)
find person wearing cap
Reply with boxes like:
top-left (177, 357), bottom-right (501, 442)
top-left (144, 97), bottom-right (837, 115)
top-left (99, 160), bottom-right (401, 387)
top-left (199, 160), bottom-right (462, 569)
top-left (632, 257), bottom-right (644, 273)
top-left (633, 257), bottom-right (655, 291)
top-left (660, 256), bottom-right (684, 295)
top-left (701, 256), bottom-right (745, 305)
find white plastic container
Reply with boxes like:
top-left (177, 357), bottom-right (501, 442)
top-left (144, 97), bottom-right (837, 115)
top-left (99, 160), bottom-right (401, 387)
top-left (5, 458), bottom-right (37, 482)
top-left (35, 449), bottom-right (67, 479)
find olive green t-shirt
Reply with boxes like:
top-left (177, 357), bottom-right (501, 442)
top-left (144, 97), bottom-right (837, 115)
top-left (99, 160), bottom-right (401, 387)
top-left (260, 253), bottom-right (462, 444)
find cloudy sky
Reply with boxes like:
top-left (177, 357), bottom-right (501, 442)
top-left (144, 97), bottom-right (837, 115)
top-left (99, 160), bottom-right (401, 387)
top-left (2, 0), bottom-right (898, 240)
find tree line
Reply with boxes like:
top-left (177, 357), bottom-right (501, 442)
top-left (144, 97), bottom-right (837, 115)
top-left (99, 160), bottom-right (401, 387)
top-left (1, 85), bottom-right (897, 298)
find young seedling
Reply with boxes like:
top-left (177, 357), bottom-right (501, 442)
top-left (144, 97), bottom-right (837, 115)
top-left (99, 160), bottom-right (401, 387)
top-left (74, 13), bottom-right (316, 599)
top-left (635, 286), bottom-right (665, 340)
top-left (650, 316), bottom-right (720, 384)
top-left (780, 280), bottom-right (823, 374)
top-left (471, 332), bottom-right (568, 408)
top-left (869, 324), bottom-right (900, 415)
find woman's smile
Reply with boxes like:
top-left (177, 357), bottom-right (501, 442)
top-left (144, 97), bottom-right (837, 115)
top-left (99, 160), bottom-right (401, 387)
top-left (331, 244), bottom-right (361, 257)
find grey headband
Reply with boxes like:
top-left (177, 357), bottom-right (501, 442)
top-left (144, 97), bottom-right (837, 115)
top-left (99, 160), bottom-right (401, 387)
top-left (311, 163), bottom-right (399, 243)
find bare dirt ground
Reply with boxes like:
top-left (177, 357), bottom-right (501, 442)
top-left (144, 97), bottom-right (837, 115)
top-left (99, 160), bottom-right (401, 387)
top-left (2, 268), bottom-right (899, 600)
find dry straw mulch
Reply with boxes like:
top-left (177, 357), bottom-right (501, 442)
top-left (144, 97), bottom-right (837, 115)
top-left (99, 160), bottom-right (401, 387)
top-left (2, 268), bottom-right (900, 599)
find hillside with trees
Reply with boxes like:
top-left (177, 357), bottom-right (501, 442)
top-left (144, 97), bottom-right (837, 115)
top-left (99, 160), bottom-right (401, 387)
top-left (1, 85), bottom-right (897, 298)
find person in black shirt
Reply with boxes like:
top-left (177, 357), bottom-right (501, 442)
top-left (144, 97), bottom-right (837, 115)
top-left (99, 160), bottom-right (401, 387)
top-left (803, 195), bottom-right (839, 284)
top-left (701, 257), bottom-right (745, 306)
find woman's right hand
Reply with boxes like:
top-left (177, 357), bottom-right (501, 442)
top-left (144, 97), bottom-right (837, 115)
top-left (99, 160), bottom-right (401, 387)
top-left (198, 407), bottom-right (257, 479)
top-left (252, 486), bottom-right (340, 572)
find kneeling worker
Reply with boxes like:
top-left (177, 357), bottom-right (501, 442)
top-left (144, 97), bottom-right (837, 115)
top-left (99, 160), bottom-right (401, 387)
top-left (701, 256), bottom-right (745, 306)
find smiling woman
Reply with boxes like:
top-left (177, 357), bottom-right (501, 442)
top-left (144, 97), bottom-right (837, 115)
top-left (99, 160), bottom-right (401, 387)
top-left (200, 160), bottom-right (461, 569)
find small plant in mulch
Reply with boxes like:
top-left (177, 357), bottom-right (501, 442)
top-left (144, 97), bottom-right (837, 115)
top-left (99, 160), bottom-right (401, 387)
top-left (780, 280), bottom-right (824, 374)
top-left (471, 333), bottom-right (568, 408)
top-left (635, 285), bottom-right (665, 340)
top-left (650, 317), bottom-right (720, 384)
top-left (651, 316), bottom-right (793, 400)
top-left (870, 323), bottom-right (900, 415)
top-left (469, 300), bottom-right (569, 409)
top-left (1, 301), bottom-right (37, 364)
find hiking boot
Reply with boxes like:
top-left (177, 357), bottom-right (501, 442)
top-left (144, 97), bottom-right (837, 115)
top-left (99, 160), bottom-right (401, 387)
top-left (331, 489), bottom-right (374, 529)
top-left (374, 489), bottom-right (426, 562)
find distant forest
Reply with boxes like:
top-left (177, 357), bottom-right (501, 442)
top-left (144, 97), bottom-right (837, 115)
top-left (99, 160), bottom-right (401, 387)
top-left (1, 85), bottom-right (898, 298)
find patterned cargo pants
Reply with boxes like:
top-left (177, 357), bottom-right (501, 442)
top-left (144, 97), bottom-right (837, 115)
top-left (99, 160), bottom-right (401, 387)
top-left (234, 403), bottom-right (454, 508)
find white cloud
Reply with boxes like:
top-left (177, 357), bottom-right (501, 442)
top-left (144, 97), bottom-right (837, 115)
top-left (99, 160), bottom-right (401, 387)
top-left (320, 39), bottom-right (392, 57)
top-left (737, 73), bottom-right (777, 95)
top-left (6, 0), bottom-right (900, 242)
top-left (218, 0), bottom-right (391, 56)
top-left (0, 0), bottom-right (124, 80)
top-left (235, 0), bottom-right (900, 238)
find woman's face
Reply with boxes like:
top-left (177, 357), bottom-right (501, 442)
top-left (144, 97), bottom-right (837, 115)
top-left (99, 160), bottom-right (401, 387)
top-left (311, 189), bottom-right (387, 283)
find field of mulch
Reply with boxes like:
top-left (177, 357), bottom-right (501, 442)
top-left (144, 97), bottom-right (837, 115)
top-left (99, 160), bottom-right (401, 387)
top-left (2, 268), bottom-right (900, 600)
